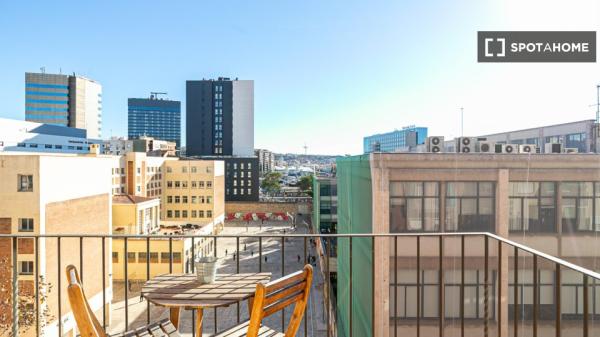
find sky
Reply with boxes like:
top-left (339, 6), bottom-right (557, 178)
top-left (0, 1), bottom-right (599, 155)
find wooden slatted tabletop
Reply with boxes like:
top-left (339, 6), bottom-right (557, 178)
top-left (141, 272), bottom-right (272, 336)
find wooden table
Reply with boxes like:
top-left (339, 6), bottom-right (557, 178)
top-left (141, 272), bottom-right (271, 336)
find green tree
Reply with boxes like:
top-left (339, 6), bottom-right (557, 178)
top-left (298, 175), bottom-right (313, 192)
top-left (261, 172), bottom-right (282, 194)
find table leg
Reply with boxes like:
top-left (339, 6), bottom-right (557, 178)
top-left (195, 308), bottom-right (204, 337)
top-left (169, 307), bottom-right (181, 329)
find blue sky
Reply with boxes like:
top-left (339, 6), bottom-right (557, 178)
top-left (1, 1), bottom-right (599, 155)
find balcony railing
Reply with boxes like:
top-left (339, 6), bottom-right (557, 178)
top-left (1, 232), bottom-right (600, 337)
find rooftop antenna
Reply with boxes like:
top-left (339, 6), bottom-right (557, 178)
top-left (303, 143), bottom-right (308, 156)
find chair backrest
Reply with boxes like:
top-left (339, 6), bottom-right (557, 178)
top-left (65, 265), bottom-right (107, 337)
top-left (247, 264), bottom-right (313, 337)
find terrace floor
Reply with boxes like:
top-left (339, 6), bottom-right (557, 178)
top-left (109, 219), bottom-right (328, 336)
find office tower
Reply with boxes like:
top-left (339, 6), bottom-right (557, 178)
top-left (128, 95), bottom-right (181, 147)
top-left (363, 126), bottom-right (428, 153)
top-left (186, 77), bottom-right (254, 157)
top-left (186, 77), bottom-right (258, 201)
top-left (25, 72), bottom-right (102, 138)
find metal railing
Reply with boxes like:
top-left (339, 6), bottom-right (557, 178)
top-left (2, 232), bottom-right (600, 337)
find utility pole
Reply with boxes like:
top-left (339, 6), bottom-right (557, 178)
top-left (460, 107), bottom-right (464, 137)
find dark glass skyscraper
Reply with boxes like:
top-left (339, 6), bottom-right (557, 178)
top-left (128, 97), bottom-right (181, 147)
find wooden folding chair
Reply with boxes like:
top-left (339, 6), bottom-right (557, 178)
top-left (216, 264), bottom-right (313, 337)
top-left (66, 265), bottom-right (180, 337)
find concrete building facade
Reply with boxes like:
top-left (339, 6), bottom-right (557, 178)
top-left (255, 148), bottom-right (275, 175)
top-left (337, 153), bottom-right (600, 337)
top-left (0, 117), bottom-right (101, 154)
top-left (0, 153), bottom-right (113, 336)
top-left (25, 72), bottom-right (102, 138)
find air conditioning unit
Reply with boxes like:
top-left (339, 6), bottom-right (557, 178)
top-left (478, 141), bottom-right (495, 153)
top-left (518, 144), bottom-right (537, 154)
top-left (544, 143), bottom-right (562, 154)
top-left (564, 147), bottom-right (579, 153)
top-left (426, 136), bottom-right (444, 153)
top-left (456, 137), bottom-right (476, 153)
top-left (503, 144), bottom-right (518, 154)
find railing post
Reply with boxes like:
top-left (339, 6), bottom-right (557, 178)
top-left (349, 236), bottom-right (353, 337)
top-left (439, 235), bottom-right (444, 337)
top-left (555, 263), bottom-right (561, 337)
top-left (533, 255), bottom-right (538, 337)
top-left (417, 236), bottom-right (421, 337)
top-left (583, 275), bottom-right (589, 337)
top-left (57, 237), bottom-right (62, 337)
top-left (12, 237), bottom-right (18, 337)
top-left (394, 236), bottom-right (398, 337)
top-left (35, 236), bottom-right (40, 336)
top-left (497, 240), bottom-right (502, 337)
top-left (146, 236), bottom-right (151, 325)
top-left (124, 237), bottom-right (128, 331)
top-left (484, 235), bottom-right (489, 337)
top-left (102, 237), bottom-right (106, 330)
top-left (513, 247), bottom-right (518, 337)
top-left (461, 235), bottom-right (465, 337)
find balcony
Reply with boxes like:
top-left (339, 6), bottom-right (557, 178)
top-left (1, 232), bottom-right (599, 337)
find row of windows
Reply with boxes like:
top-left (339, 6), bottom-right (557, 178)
top-left (226, 188), bottom-right (253, 196)
top-left (113, 252), bottom-right (182, 264)
top-left (166, 210), bottom-right (213, 218)
top-left (390, 181), bottom-right (600, 233)
top-left (166, 181), bottom-right (213, 189)
top-left (26, 91), bottom-right (68, 97)
top-left (233, 179), bottom-right (252, 187)
top-left (166, 195), bottom-right (213, 204)
top-left (166, 166), bottom-right (212, 174)
top-left (17, 143), bottom-right (90, 151)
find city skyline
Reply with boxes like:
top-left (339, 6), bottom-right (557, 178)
top-left (0, 1), bottom-right (599, 155)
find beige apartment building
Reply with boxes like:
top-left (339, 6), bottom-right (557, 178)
top-left (337, 153), bottom-right (600, 337)
top-left (0, 153), bottom-right (113, 337)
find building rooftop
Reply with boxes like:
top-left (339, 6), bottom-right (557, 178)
top-left (112, 194), bottom-right (159, 205)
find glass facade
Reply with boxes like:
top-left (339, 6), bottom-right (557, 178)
top-left (128, 98), bottom-right (181, 147)
top-left (561, 182), bottom-right (600, 232)
top-left (363, 127), bottom-right (428, 153)
top-left (25, 79), bottom-right (70, 126)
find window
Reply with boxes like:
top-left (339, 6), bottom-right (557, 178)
top-left (138, 252), bottom-right (148, 263)
top-left (445, 182), bottom-right (495, 232)
top-left (18, 175), bottom-right (33, 192)
top-left (175, 196), bottom-right (180, 203)
top-left (248, 188), bottom-right (251, 195)
top-left (182, 210), bottom-right (188, 218)
top-left (207, 181), bottom-right (212, 188)
top-left (137, 167), bottom-right (141, 174)
top-left (182, 196), bottom-right (188, 203)
top-left (173, 252), bottom-right (182, 263)
top-left (175, 181), bottom-right (180, 188)
top-left (248, 163), bottom-right (252, 169)
top-left (390, 182), bottom-right (439, 232)
top-left (199, 211), bottom-right (205, 218)
top-left (167, 181), bottom-right (173, 188)
top-left (561, 182), bottom-right (600, 232)
top-left (167, 210), bottom-right (173, 218)
top-left (167, 167), bottom-right (172, 173)
top-left (18, 218), bottom-right (34, 232)
top-left (191, 166), bottom-right (197, 173)
top-left (191, 196), bottom-right (197, 203)
top-left (167, 196), bottom-right (173, 203)
top-left (127, 252), bottom-right (136, 263)
top-left (199, 196), bottom-right (205, 203)
top-left (150, 252), bottom-right (158, 263)
top-left (565, 133), bottom-right (587, 153)
top-left (112, 252), bottom-right (118, 263)
top-left (199, 181), bottom-right (205, 188)
top-left (206, 167), bottom-right (212, 173)
top-left (19, 261), bottom-right (34, 275)
top-left (207, 196), bottom-right (212, 204)
top-left (182, 181), bottom-right (188, 188)
top-left (182, 166), bottom-right (187, 173)
top-left (192, 181), bottom-right (197, 188)
top-left (161, 253), bottom-right (171, 264)
top-left (509, 182), bottom-right (556, 232)
top-left (175, 210), bottom-right (180, 218)
top-left (207, 210), bottom-right (212, 218)
top-left (192, 210), bottom-right (197, 218)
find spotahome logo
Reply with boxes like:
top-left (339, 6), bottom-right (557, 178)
top-left (478, 31), bottom-right (596, 62)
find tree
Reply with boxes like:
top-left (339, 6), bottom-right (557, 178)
top-left (298, 175), bottom-right (313, 192)
top-left (261, 172), bottom-right (282, 194)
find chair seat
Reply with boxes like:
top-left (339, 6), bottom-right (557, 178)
top-left (215, 320), bottom-right (284, 337)
top-left (110, 318), bottom-right (180, 337)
